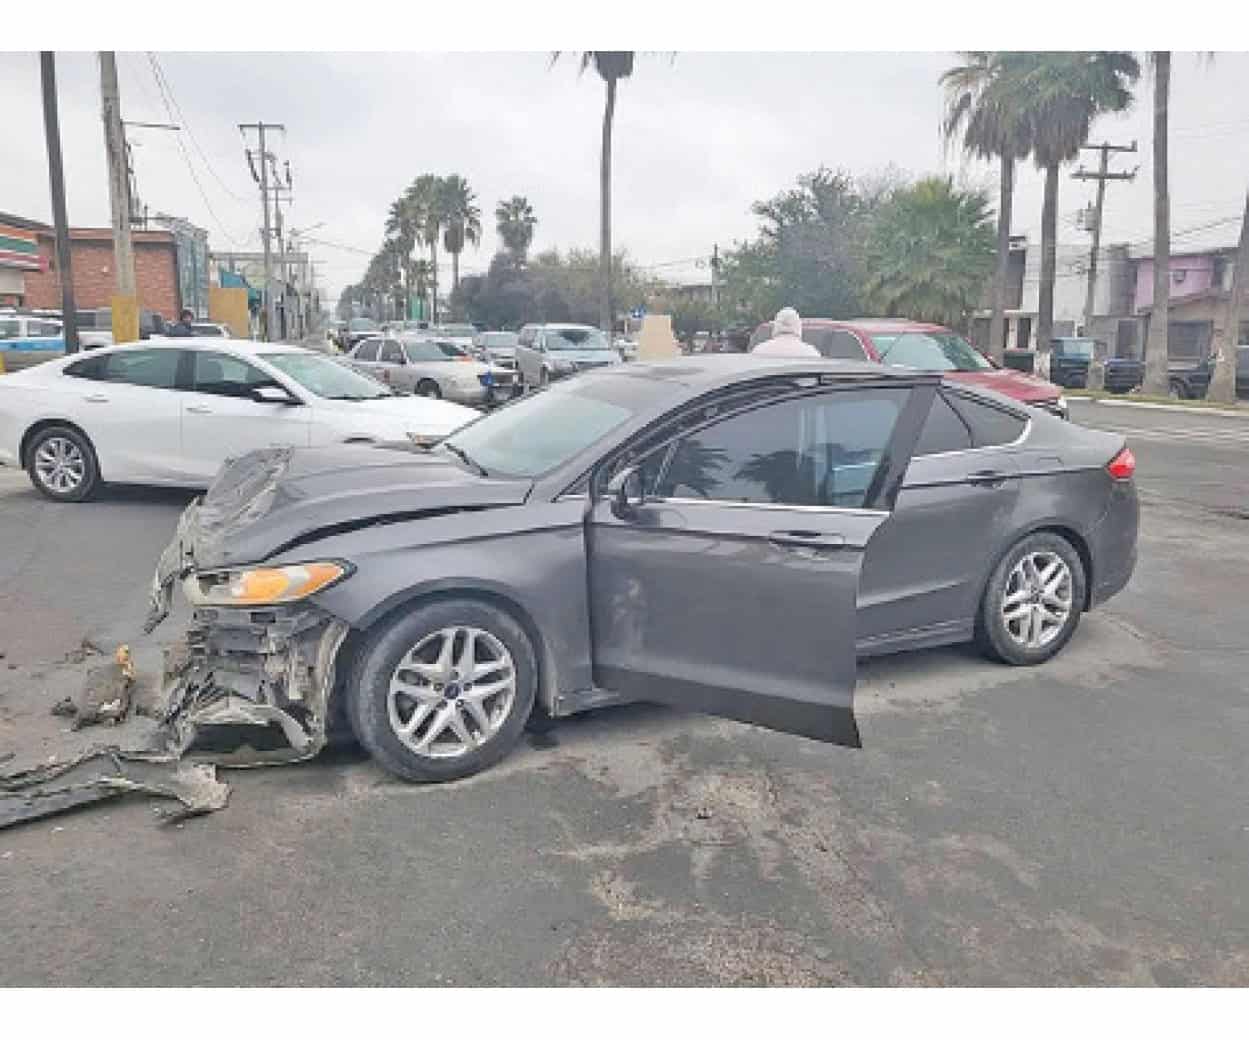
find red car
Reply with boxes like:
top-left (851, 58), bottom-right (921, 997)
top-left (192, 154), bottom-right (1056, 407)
top-left (747, 318), bottom-right (1068, 418)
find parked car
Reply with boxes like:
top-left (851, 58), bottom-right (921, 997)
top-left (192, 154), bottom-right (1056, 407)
top-left (0, 338), bottom-right (477, 501)
top-left (1047, 337), bottom-right (1097, 388)
top-left (1, 313), bottom-right (66, 372)
top-left (614, 336), bottom-right (639, 361)
top-left (431, 323), bottom-right (478, 353)
top-left (513, 323), bottom-right (623, 390)
top-left (472, 331), bottom-right (520, 369)
top-left (748, 318), bottom-right (1068, 418)
top-left (144, 354), bottom-right (1138, 783)
top-left (1093, 347), bottom-right (1249, 399)
top-left (338, 317), bottom-right (380, 352)
top-left (348, 335), bottom-right (517, 404)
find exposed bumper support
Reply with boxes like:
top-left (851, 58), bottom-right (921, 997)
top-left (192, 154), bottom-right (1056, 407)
top-left (161, 603), bottom-right (350, 767)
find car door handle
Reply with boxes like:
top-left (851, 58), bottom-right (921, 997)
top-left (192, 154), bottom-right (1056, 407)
top-left (768, 529), bottom-right (847, 550)
top-left (83, 393), bottom-right (109, 403)
top-left (968, 469), bottom-right (1008, 487)
top-left (186, 405), bottom-right (213, 415)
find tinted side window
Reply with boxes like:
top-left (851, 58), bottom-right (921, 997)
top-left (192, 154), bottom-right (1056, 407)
top-left (657, 389), bottom-right (908, 509)
top-left (100, 349), bottom-right (182, 390)
top-left (0, 320), bottom-right (19, 340)
top-left (949, 394), bottom-right (1027, 447)
top-left (64, 356), bottom-right (106, 380)
top-left (379, 340), bottom-right (405, 364)
top-left (915, 392), bottom-right (972, 455)
top-left (804, 328), bottom-right (868, 360)
top-left (354, 340), bottom-right (379, 361)
top-left (192, 351), bottom-right (276, 398)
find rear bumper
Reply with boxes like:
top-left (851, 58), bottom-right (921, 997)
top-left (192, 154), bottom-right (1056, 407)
top-left (1086, 479), bottom-right (1140, 607)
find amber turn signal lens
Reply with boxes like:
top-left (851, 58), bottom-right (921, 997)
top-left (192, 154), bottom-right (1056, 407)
top-left (209, 562), bottom-right (347, 606)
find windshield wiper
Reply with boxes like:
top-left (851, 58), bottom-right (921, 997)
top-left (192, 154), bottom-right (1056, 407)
top-left (442, 442), bottom-right (488, 477)
top-left (323, 393), bottom-right (389, 401)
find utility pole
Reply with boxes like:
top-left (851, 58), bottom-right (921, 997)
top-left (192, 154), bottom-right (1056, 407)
top-left (99, 52), bottom-right (138, 344)
top-left (239, 121), bottom-right (283, 341)
top-left (1072, 141), bottom-right (1137, 388)
top-left (40, 52), bottom-right (78, 354)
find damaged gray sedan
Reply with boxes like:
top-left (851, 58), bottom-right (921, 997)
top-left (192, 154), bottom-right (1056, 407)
top-left (146, 356), bottom-right (1138, 782)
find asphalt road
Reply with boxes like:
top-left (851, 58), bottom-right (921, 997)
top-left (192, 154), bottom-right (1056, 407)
top-left (1, 399), bottom-right (1247, 985)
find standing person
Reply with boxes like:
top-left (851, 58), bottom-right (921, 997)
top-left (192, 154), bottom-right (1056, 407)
top-left (751, 307), bottom-right (819, 357)
top-left (166, 308), bottom-right (196, 337)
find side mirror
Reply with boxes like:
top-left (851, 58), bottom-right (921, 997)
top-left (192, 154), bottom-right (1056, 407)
top-left (252, 385), bottom-right (299, 406)
top-left (605, 465), bottom-right (644, 518)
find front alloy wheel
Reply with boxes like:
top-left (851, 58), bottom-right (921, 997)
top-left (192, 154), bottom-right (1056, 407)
top-left (348, 598), bottom-right (537, 782)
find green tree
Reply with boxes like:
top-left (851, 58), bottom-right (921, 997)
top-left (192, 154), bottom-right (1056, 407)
top-left (495, 195), bottom-right (538, 263)
top-left (941, 51), bottom-right (1034, 362)
top-left (558, 51), bottom-right (636, 332)
top-left (861, 176), bottom-right (996, 329)
top-left (995, 52), bottom-right (1140, 367)
top-left (440, 174), bottom-right (481, 315)
top-left (384, 196), bottom-right (418, 318)
top-left (403, 174), bottom-right (446, 323)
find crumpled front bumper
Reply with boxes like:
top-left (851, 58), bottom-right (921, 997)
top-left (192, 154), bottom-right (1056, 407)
top-left (146, 499), bottom-right (350, 766)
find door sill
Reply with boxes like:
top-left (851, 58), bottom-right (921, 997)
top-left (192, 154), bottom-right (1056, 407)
top-left (856, 619), bottom-right (972, 658)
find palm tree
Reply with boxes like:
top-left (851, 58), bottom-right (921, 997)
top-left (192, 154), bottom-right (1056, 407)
top-left (440, 174), bottom-right (481, 313)
top-left (404, 174), bottom-right (445, 324)
top-left (861, 177), bottom-right (997, 329)
top-left (558, 51), bottom-right (635, 333)
top-left (1206, 186), bottom-right (1249, 403)
top-left (496, 195), bottom-right (538, 262)
top-left (411, 259), bottom-right (433, 321)
top-left (385, 197), bottom-right (418, 319)
top-left (997, 52), bottom-right (1140, 371)
top-left (941, 51), bottom-right (1034, 362)
top-left (1142, 52), bottom-right (1172, 395)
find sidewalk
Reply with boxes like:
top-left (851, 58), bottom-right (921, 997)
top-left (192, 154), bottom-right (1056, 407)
top-left (1067, 390), bottom-right (1249, 420)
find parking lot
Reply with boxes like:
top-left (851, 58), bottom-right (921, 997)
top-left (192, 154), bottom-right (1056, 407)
top-left (1, 398), bottom-right (1247, 986)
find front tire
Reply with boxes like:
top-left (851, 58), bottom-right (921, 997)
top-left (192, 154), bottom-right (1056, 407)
top-left (416, 379), bottom-right (442, 399)
top-left (26, 425), bottom-right (100, 502)
top-left (348, 598), bottom-right (537, 782)
top-left (1168, 379), bottom-right (1187, 400)
top-left (975, 532), bottom-right (1086, 666)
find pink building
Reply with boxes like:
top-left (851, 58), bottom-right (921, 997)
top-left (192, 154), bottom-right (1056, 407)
top-left (1133, 250), bottom-right (1233, 313)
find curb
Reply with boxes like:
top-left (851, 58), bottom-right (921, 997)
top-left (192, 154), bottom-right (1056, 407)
top-left (1081, 398), bottom-right (1249, 420)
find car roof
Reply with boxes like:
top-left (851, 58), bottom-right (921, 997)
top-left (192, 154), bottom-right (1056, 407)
top-left (96, 338), bottom-right (314, 357)
top-left (608, 354), bottom-right (940, 391)
top-left (542, 323), bottom-right (598, 331)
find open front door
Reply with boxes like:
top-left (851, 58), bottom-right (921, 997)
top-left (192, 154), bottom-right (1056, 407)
top-left (585, 382), bottom-right (928, 747)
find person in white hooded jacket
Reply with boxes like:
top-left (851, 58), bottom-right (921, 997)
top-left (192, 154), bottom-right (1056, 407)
top-left (750, 307), bottom-right (820, 357)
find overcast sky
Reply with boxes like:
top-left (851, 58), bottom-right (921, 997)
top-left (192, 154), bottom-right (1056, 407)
top-left (5, 51), bottom-right (1249, 306)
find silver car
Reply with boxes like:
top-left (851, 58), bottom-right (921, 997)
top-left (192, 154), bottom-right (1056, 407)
top-left (349, 335), bottom-right (518, 405)
top-left (147, 356), bottom-right (1137, 784)
top-left (473, 331), bottom-right (519, 370)
top-left (514, 323), bottom-right (623, 389)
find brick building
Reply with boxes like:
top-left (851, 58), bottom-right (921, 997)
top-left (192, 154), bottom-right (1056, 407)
top-left (0, 211), bottom-right (182, 318)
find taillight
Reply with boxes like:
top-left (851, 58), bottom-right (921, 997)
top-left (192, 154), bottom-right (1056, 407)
top-left (1107, 446), bottom-right (1135, 480)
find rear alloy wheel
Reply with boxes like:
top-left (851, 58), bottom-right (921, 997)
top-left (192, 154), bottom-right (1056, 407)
top-left (416, 379), bottom-right (442, 399)
top-left (27, 426), bottom-right (100, 502)
top-left (348, 598), bottom-right (537, 782)
top-left (976, 532), bottom-right (1086, 665)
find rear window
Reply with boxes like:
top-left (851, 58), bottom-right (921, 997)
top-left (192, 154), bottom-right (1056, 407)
top-left (353, 340), bottom-right (380, 361)
top-left (804, 328), bottom-right (868, 360)
top-left (948, 393), bottom-right (1027, 447)
top-left (914, 392), bottom-right (973, 455)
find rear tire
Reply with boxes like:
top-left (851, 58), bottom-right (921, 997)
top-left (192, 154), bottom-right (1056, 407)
top-left (348, 598), bottom-right (537, 782)
top-left (417, 379), bottom-right (442, 399)
top-left (975, 531), bottom-right (1086, 666)
top-left (1168, 380), bottom-right (1186, 400)
top-left (26, 425), bottom-right (101, 502)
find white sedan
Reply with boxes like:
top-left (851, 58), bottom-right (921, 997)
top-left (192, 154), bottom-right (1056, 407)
top-left (0, 338), bottom-right (479, 502)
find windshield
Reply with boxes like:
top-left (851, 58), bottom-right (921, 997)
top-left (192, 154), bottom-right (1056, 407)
top-left (442, 372), bottom-right (672, 477)
top-left (262, 352), bottom-right (393, 399)
top-left (875, 331), bottom-right (992, 372)
top-left (481, 333), bottom-right (518, 348)
top-left (438, 324), bottom-right (476, 338)
top-left (1054, 338), bottom-right (1095, 359)
top-left (348, 318), bottom-right (378, 332)
top-left (547, 327), bottom-right (610, 351)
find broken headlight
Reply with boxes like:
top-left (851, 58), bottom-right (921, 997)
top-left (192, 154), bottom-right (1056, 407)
top-left (187, 561), bottom-right (351, 607)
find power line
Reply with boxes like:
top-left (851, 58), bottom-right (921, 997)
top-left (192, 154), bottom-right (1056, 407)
top-left (146, 54), bottom-right (250, 205)
top-left (144, 54), bottom-right (246, 246)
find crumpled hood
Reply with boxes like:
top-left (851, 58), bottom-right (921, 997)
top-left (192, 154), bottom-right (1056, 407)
top-left (945, 367), bottom-right (1060, 403)
top-left (187, 444), bottom-right (533, 570)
